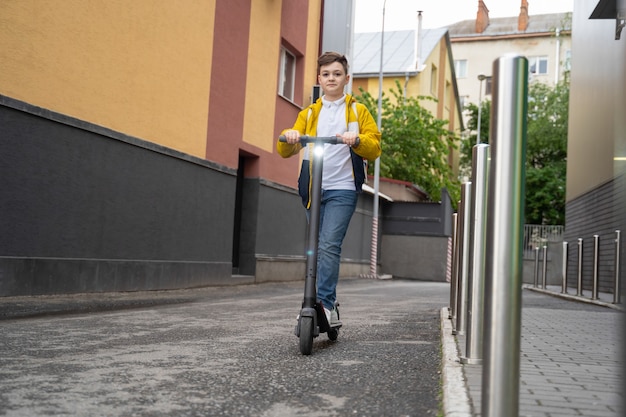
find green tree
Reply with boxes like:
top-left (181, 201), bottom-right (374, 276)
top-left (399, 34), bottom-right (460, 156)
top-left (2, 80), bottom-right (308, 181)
top-left (459, 99), bottom-right (491, 179)
top-left (525, 80), bottom-right (569, 224)
top-left (459, 79), bottom-right (569, 224)
top-left (356, 81), bottom-right (460, 204)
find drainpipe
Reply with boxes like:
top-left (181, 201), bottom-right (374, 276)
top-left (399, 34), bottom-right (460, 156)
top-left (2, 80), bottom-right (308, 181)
top-left (554, 28), bottom-right (561, 84)
top-left (404, 73), bottom-right (409, 100)
top-left (416, 11), bottom-right (423, 69)
top-left (407, 10), bottom-right (423, 100)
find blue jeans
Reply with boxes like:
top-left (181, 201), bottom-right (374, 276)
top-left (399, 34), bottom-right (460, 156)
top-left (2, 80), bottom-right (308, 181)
top-left (307, 189), bottom-right (358, 311)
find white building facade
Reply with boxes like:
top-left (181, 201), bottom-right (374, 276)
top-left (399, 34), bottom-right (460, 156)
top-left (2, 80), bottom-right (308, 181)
top-left (448, 1), bottom-right (572, 124)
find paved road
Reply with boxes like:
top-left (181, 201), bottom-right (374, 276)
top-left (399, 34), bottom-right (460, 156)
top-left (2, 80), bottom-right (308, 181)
top-left (0, 278), bottom-right (449, 416)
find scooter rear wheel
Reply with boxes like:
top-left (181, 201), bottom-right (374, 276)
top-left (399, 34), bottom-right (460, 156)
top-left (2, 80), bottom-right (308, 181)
top-left (299, 317), bottom-right (314, 355)
top-left (327, 328), bottom-right (339, 341)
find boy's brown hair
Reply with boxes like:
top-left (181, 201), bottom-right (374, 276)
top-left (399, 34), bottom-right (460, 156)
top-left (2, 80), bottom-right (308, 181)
top-left (317, 52), bottom-right (349, 75)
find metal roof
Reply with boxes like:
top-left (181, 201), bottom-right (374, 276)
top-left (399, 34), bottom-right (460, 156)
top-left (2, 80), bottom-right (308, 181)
top-left (353, 28), bottom-right (448, 76)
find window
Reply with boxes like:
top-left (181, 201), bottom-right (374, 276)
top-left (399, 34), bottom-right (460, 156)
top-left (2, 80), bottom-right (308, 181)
top-left (484, 77), bottom-right (492, 96)
top-left (460, 95), bottom-right (469, 110)
top-left (454, 59), bottom-right (468, 78)
top-left (430, 64), bottom-right (438, 95)
top-left (279, 48), bottom-right (296, 101)
top-left (528, 56), bottom-right (548, 76)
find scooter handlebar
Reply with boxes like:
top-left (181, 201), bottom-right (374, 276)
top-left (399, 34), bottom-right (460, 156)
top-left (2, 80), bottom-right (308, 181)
top-left (278, 135), bottom-right (360, 146)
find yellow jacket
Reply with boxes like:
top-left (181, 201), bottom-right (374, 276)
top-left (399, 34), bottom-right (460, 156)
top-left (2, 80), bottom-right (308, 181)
top-left (277, 95), bottom-right (381, 208)
top-left (277, 94), bottom-right (381, 161)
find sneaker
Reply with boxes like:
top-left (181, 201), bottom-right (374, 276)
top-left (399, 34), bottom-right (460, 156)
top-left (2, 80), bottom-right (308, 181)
top-left (328, 307), bottom-right (341, 326)
top-left (323, 307), bottom-right (331, 324)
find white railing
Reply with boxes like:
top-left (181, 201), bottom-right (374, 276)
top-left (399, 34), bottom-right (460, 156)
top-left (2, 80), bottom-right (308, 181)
top-left (523, 224), bottom-right (564, 259)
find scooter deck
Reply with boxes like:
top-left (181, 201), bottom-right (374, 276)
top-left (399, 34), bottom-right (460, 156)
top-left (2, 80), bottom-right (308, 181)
top-left (314, 303), bottom-right (342, 333)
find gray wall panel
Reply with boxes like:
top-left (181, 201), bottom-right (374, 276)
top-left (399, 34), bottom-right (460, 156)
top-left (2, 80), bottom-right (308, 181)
top-left (1, 98), bottom-right (236, 295)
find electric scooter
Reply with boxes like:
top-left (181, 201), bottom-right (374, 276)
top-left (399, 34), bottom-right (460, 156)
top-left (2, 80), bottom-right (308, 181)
top-left (278, 135), bottom-right (357, 355)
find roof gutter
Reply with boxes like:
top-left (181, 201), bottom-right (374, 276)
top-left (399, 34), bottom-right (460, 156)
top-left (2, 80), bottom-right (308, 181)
top-left (451, 30), bottom-right (571, 42)
top-left (354, 71), bottom-right (419, 78)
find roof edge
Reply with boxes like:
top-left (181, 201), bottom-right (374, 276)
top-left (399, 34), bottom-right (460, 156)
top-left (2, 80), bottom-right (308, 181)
top-left (451, 29), bottom-right (571, 42)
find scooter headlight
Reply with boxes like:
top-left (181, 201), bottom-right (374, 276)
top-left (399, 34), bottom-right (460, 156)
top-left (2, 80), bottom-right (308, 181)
top-left (314, 144), bottom-right (324, 157)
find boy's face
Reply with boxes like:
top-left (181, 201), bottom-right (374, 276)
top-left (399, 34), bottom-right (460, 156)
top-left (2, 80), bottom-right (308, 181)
top-left (318, 62), bottom-right (350, 100)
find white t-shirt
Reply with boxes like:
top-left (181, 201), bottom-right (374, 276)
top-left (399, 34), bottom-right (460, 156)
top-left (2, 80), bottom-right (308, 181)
top-left (305, 95), bottom-right (355, 191)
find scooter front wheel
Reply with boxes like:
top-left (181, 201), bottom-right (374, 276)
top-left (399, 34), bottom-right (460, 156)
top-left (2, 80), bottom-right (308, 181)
top-left (299, 317), bottom-right (314, 355)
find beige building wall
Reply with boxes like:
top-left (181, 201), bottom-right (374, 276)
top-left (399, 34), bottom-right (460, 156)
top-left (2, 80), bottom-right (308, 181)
top-left (453, 33), bottom-right (572, 108)
top-left (452, 23), bottom-right (572, 110)
top-left (352, 36), bottom-right (461, 135)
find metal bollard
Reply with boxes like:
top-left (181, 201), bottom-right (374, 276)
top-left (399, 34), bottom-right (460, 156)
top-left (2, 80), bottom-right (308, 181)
top-left (455, 182), bottom-right (472, 336)
top-left (562, 241), bottom-right (568, 294)
top-left (449, 212), bottom-right (459, 320)
top-left (482, 54), bottom-right (528, 417)
top-left (462, 144), bottom-right (489, 365)
top-left (615, 230), bottom-right (621, 304)
top-left (577, 238), bottom-right (583, 296)
top-left (541, 246), bottom-right (548, 289)
top-left (533, 247), bottom-right (540, 287)
top-left (592, 235), bottom-right (599, 300)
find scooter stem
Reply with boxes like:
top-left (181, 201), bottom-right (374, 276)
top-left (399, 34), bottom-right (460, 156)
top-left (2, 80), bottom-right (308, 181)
top-left (303, 142), bottom-right (324, 309)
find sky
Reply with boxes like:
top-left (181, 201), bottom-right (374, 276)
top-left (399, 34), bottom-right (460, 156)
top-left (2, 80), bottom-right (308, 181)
top-left (354, 0), bottom-right (574, 32)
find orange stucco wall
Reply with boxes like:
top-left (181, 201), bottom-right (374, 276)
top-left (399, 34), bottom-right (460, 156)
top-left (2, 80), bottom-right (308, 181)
top-left (0, 0), bottom-right (215, 158)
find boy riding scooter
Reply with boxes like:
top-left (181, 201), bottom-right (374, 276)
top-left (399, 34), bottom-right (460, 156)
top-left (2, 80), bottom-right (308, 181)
top-left (277, 52), bottom-right (381, 354)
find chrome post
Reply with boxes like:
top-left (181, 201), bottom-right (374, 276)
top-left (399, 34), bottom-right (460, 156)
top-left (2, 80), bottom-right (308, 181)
top-left (462, 144), bottom-right (489, 365)
top-left (533, 247), bottom-right (540, 287)
top-left (541, 245), bottom-right (548, 289)
top-left (592, 235), bottom-right (599, 300)
top-left (449, 212), bottom-right (459, 320)
top-left (482, 54), bottom-right (528, 417)
top-left (577, 238), bottom-right (583, 296)
top-left (615, 230), bottom-right (621, 304)
top-left (455, 182), bottom-right (472, 336)
top-left (562, 241), bottom-right (568, 294)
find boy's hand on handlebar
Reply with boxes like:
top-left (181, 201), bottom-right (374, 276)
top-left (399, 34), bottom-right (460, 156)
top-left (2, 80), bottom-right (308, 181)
top-left (283, 130), bottom-right (301, 144)
top-left (338, 132), bottom-right (359, 147)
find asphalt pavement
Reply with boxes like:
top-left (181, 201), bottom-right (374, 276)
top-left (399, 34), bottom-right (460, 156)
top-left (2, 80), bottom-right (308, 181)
top-left (0, 278), bottom-right (448, 416)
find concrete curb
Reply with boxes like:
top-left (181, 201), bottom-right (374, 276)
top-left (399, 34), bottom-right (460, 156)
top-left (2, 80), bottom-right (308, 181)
top-left (522, 284), bottom-right (624, 311)
top-left (440, 307), bottom-right (473, 417)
